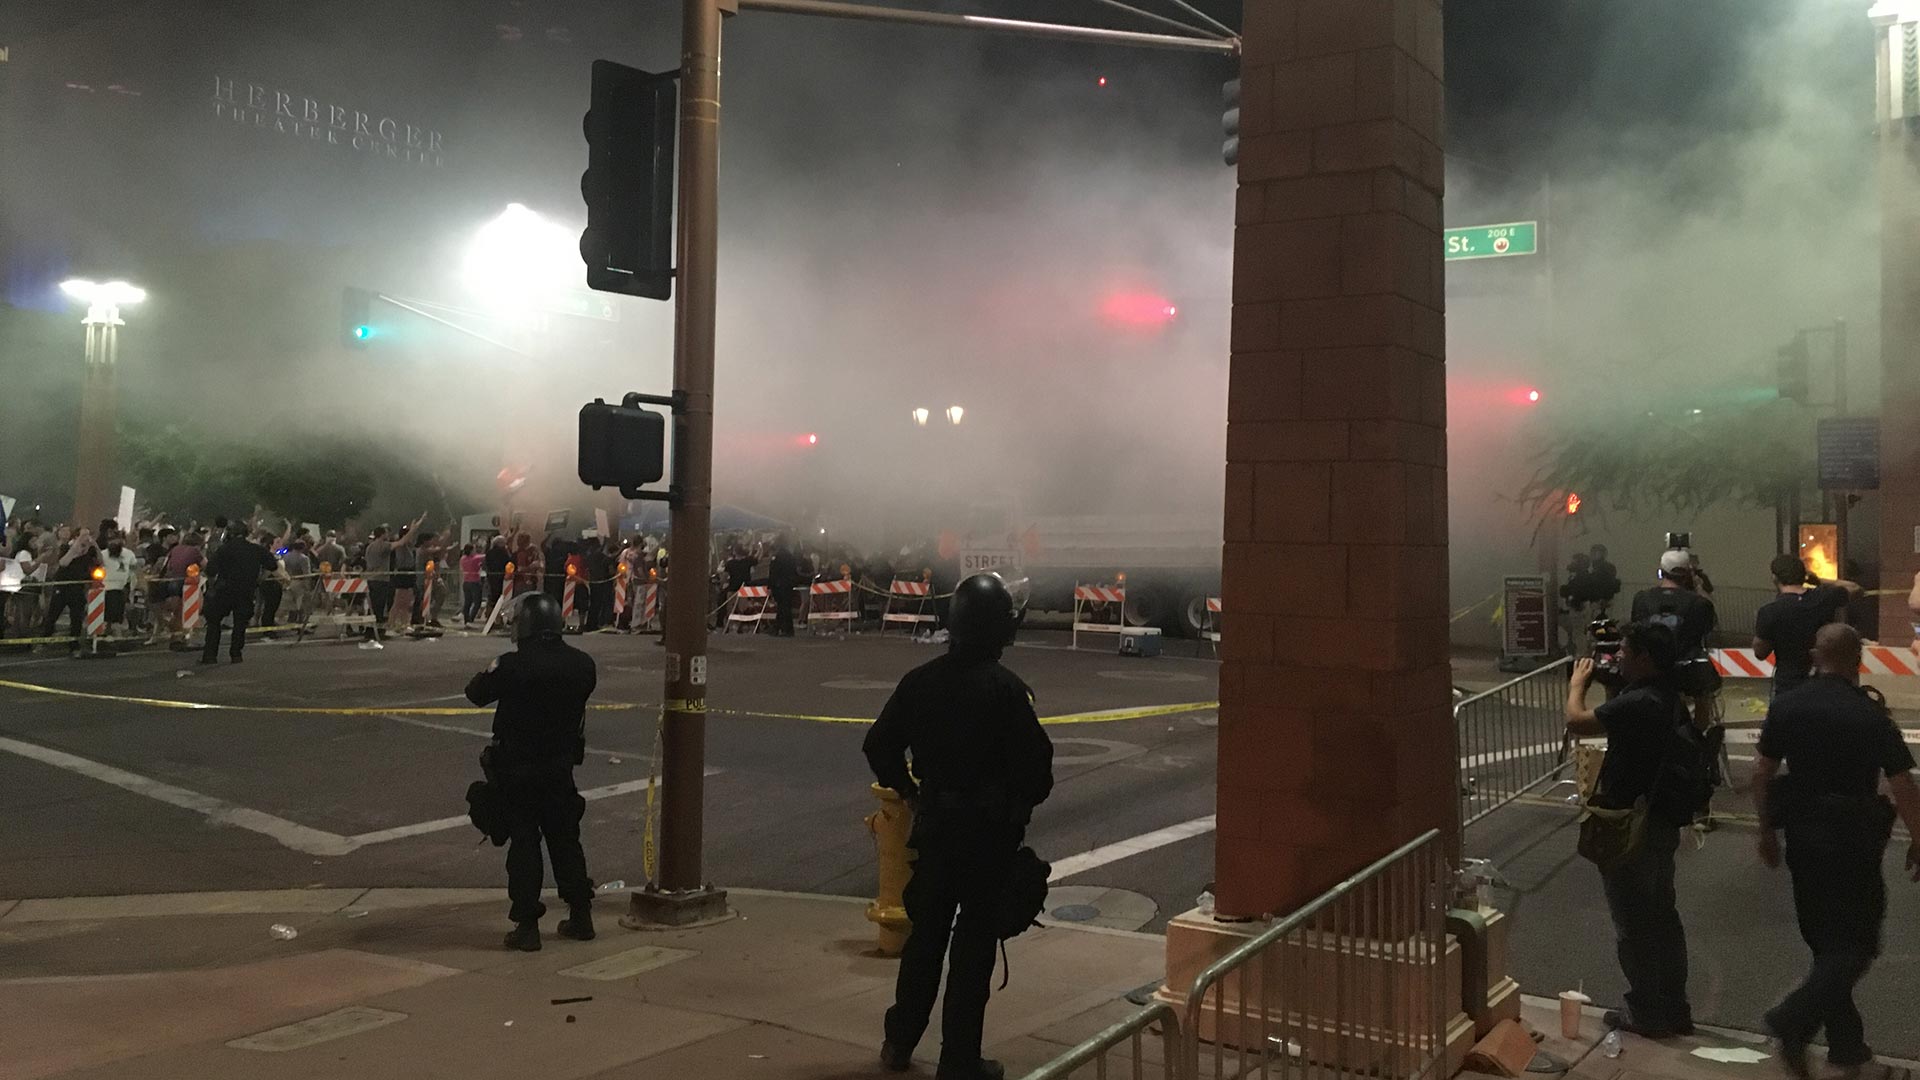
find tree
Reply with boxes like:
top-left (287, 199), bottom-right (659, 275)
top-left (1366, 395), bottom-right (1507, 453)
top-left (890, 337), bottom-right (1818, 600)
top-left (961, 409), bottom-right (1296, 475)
top-left (1514, 397), bottom-right (1813, 530)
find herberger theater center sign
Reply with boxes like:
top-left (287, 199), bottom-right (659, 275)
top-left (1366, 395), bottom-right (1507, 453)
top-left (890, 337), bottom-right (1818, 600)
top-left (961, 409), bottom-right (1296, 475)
top-left (210, 75), bottom-right (446, 167)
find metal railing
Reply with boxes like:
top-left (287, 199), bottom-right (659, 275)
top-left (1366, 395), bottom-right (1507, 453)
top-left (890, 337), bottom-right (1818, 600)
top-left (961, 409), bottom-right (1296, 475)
top-left (1181, 830), bottom-right (1454, 1080)
top-left (1017, 1001), bottom-right (1181, 1080)
top-left (1454, 657), bottom-right (1574, 827)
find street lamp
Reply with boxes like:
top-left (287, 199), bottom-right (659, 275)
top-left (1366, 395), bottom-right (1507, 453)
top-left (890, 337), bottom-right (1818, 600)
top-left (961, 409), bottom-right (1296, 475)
top-left (59, 277), bottom-right (145, 525)
top-left (946, 405), bottom-right (965, 426)
top-left (462, 203), bottom-right (577, 308)
top-left (911, 407), bottom-right (930, 427)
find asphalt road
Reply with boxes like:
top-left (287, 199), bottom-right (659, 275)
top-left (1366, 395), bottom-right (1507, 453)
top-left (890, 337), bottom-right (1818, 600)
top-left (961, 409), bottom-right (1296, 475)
top-left (8, 628), bottom-right (1919, 1056)
top-left (0, 627), bottom-right (1221, 927)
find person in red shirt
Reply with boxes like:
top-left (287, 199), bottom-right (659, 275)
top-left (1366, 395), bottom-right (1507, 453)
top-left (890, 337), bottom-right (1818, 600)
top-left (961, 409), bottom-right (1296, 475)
top-left (459, 544), bottom-right (487, 625)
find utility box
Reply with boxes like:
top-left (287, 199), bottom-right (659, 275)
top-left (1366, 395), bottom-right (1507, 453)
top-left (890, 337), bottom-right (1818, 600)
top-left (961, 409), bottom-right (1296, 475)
top-left (1118, 626), bottom-right (1162, 657)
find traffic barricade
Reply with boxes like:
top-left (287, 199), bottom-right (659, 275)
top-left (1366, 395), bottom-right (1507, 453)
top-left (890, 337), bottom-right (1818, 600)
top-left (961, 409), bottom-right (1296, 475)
top-left (562, 566), bottom-right (582, 631)
top-left (640, 580), bottom-right (660, 629)
top-left (1711, 646), bottom-right (1918, 678)
top-left (84, 577), bottom-right (108, 655)
top-left (309, 571), bottom-right (375, 639)
top-left (880, 578), bottom-right (935, 635)
top-left (804, 577), bottom-right (858, 631)
top-left (726, 585), bottom-right (774, 633)
top-left (181, 566), bottom-right (204, 631)
top-left (613, 563), bottom-right (632, 627)
top-left (1071, 580), bottom-right (1126, 649)
top-left (1205, 595), bottom-right (1222, 654)
top-left (480, 563), bottom-right (517, 635)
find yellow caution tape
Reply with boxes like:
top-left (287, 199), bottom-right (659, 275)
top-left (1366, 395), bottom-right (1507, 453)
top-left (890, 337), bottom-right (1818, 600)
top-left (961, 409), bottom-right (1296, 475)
top-left (0, 675), bottom-right (1216, 727)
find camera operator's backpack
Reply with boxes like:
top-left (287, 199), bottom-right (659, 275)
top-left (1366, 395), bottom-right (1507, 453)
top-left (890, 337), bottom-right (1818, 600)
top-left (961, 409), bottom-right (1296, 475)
top-left (1649, 698), bottom-right (1718, 826)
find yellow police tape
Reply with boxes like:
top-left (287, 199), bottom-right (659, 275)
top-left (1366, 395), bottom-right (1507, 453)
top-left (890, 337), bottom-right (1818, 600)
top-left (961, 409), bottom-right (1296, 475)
top-left (0, 675), bottom-right (1217, 726)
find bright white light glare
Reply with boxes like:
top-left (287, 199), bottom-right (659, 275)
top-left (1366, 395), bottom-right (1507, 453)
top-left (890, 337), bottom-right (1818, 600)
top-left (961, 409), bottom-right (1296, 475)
top-left (946, 405), bottom-right (965, 425)
top-left (462, 203), bottom-right (578, 303)
top-left (60, 278), bottom-right (146, 305)
top-left (60, 277), bottom-right (146, 324)
top-left (911, 407), bottom-right (930, 427)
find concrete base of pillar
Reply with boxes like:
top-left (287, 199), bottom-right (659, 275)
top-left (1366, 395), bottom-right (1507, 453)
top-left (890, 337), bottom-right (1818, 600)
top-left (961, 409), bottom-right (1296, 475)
top-left (621, 885), bottom-right (731, 929)
top-left (1481, 907), bottom-right (1522, 1033)
top-left (1153, 907), bottom-right (1476, 1079)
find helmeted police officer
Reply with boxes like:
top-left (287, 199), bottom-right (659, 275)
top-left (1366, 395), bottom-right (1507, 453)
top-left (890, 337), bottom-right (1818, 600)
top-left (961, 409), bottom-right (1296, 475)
top-left (466, 591), bottom-right (600, 951)
top-left (1754, 624), bottom-right (1920, 1077)
top-left (864, 573), bottom-right (1054, 1080)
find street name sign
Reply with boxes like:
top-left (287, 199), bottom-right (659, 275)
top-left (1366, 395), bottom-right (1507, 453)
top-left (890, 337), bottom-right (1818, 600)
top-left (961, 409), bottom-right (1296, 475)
top-left (1444, 221), bottom-right (1540, 261)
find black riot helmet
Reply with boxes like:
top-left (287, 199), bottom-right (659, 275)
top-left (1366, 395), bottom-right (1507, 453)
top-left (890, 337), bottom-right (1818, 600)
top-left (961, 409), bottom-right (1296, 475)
top-left (948, 573), bottom-right (1020, 656)
top-left (514, 591), bottom-right (565, 644)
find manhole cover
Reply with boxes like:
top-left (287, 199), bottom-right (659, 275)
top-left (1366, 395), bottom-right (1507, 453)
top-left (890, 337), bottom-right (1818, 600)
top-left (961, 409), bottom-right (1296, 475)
top-left (1095, 669), bottom-right (1208, 683)
top-left (1050, 904), bottom-right (1100, 922)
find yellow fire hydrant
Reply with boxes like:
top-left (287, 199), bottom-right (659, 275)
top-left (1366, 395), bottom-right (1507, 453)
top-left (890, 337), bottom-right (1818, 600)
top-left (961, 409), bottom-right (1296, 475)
top-left (865, 783), bottom-right (915, 956)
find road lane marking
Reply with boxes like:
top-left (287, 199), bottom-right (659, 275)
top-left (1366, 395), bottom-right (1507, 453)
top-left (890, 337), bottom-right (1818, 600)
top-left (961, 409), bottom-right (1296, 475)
top-left (0, 734), bottom-right (717, 856)
top-left (1049, 815), bottom-right (1216, 882)
top-left (0, 735), bottom-right (358, 856)
top-left (0, 676), bottom-right (1215, 726)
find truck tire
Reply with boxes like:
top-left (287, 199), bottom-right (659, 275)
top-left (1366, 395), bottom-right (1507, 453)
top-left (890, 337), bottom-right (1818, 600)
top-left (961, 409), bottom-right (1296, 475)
top-left (1123, 587), bottom-right (1171, 629)
top-left (1177, 594), bottom-right (1212, 639)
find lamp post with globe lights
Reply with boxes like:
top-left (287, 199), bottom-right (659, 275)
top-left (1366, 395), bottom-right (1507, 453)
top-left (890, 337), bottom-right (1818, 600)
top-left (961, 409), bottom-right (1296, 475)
top-left (59, 278), bottom-right (145, 526)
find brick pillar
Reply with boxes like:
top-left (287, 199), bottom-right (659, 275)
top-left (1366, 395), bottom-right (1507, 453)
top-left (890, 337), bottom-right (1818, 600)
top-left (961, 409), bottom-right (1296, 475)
top-left (1215, 0), bottom-right (1453, 918)
top-left (1876, 13), bottom-right (1920, 644)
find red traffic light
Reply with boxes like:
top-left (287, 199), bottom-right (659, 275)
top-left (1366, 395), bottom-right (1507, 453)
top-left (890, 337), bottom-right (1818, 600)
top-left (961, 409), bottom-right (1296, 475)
top-left (1527, 389), bottom-right (1541, 403)
top-left (807, 433), bottom-right (818, 445)
top-left (1100, 291), bottom-right (1178, 329)
top-left (1565, 492), bottom-right (1582, 515)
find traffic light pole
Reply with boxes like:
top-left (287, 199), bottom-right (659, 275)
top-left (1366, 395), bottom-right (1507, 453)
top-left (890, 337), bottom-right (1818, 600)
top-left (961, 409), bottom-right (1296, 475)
top-left (627, 0), bottom-right (729, 928)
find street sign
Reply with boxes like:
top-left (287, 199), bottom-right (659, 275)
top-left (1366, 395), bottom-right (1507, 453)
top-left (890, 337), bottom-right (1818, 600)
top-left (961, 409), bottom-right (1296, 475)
top-left (1501, 574), bottom-right (1551, 659)
top-left (959, 549), bottom-right (1019, 574)
top-left (1444, 221), bottom-right (1540, 261)
top-left (1817, 417), bottom-right (1880, 490)
top-left (543, 289), bottom-right (620, 322)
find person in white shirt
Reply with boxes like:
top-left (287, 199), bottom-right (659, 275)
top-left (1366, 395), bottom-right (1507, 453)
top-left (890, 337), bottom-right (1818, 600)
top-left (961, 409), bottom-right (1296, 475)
top-left (99, 534), bottom-right (140, 632)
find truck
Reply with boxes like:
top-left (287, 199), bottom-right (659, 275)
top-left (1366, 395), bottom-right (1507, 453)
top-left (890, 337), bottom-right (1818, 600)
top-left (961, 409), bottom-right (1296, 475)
top-left (945, 505), bottom-right (1222, 638)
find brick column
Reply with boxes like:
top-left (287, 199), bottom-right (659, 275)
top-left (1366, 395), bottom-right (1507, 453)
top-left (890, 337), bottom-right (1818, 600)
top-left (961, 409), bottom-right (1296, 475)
top-left (1215, 0), bottom-right (1453, 918)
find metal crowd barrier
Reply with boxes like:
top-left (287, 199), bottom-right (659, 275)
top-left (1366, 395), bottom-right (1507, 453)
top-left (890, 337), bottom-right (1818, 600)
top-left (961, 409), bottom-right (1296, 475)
top-left (1180, 830), bottom-right (1453, 1080)
top-left (1454, 657), bottom-right (1574, 828)
top-left (1017, 1002), bottom-right (1181, 1080)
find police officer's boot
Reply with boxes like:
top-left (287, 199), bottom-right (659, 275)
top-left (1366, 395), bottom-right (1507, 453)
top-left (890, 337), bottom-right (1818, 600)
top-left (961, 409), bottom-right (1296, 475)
top-left (556, 905), bottom-right (595, 941)
top-left (503, 921), bottom-right (541, 951)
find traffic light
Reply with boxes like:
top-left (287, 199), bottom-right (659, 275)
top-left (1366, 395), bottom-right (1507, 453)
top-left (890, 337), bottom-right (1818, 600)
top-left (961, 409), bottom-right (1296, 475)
top-left (578, 398), bottom-right (666, 494)
top-left (1222, 75), bottom-right (1240, 167)
top-left (1777, 334), bottom-right (1810, 403)
top-left (580, 59), bottom-right (678, 301)
top-left (342, 286), bottom-right (376, 349)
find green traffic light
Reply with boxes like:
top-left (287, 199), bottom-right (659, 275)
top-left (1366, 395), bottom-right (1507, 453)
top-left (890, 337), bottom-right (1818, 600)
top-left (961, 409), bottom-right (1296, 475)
top-left (354, 325), bottom-right (374, 340)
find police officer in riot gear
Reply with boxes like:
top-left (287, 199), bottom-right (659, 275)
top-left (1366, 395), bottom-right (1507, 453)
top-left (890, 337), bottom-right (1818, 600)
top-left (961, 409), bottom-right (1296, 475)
top-left (466, 591), bottom-right (600, 951)
top-left (1753, 624), bottom-right (1920, 1077)
top-left (864, 573), bottom-right (1054, 1080)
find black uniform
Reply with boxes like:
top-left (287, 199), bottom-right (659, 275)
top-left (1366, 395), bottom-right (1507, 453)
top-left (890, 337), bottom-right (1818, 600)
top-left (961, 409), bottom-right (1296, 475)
top-left (202, 536), bottom-right (273, 662)
top-left (1759, 677), bottom-right (1915, 1066)
top-left (1591, 677), bottom-right (1695, 1034)
top-left (466, 636), bottom-right (599, 924)
top-left (769, 546), bottom-right (800, 637)
top-left (864, 650), bottom-right (1054, 1072)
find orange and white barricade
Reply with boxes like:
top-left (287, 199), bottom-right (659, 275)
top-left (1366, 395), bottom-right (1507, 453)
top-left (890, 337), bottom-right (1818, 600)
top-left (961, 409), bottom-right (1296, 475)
top-left (181, 566), bottom-right (204, 632)
top-left (85, 578), bottom-right (107, 638)
top-left (640, 581), bottom-right (661, 629)
top-left (1071, 580), bottom-right (1127, 649)
top-left (1712, 646), bottom-right (1918, 678)
top-left (324, 573), bottom-right (370, 607)
top-left (804, 578), bottom-right (858, 630)
top-left (1205, 596), bottom-right (1222, 652)
top-left (561, 568), bottom-right (582, 631)
top-left (727, 585), bottom-right (774, 633)
top-left (613, 564), bottom-right (631, 627)
top-left (881, 579), bottom-right (935, 635)
top-left (480, 564), bottom-right (517, 635)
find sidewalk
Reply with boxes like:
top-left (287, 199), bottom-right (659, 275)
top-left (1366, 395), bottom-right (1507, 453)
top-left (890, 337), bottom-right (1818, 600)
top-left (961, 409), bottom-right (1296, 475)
top-left (0, 887), bottom-right (1164, 1080)
top-left (1512, 995), bottom-right (1917, 1080)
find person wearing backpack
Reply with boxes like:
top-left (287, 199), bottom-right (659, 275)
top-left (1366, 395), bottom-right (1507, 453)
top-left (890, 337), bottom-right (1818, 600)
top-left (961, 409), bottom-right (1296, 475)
top-left (1566, 621), bottom-right (1698, 1038)
top-left (1752, 624), bottom-right (1920, 1078)
top-left (863, 573), bottom-right (1054, 1080)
